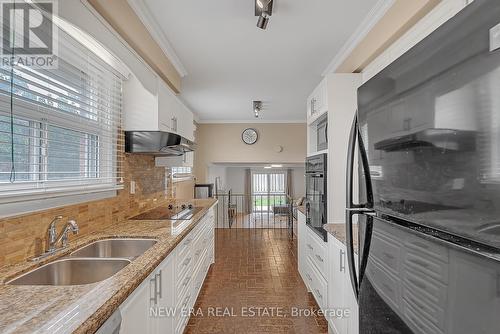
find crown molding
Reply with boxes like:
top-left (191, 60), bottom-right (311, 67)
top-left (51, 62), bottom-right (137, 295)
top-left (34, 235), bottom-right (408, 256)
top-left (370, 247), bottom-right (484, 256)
top-left (322, 0), bottom-right (394, 76)
top-left (127, 0), bottom-right (188, 77)
top-left (197, 119), bottom-right (306, 124)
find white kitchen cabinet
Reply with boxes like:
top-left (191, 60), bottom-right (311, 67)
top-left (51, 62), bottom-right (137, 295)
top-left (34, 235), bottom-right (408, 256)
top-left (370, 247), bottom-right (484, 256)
top-left (117, 207), bottom-right (215, 334)
top-left (297, 211), bottom-right (308, 284)
top-left (124, 74), bottom-right (195, 142)
top-left (153, 254), bottom-right (175, 333)
top-left (119, 270), bottom-right (155, 334)
top-left (327, 235), bottom-right (359, 334)
top-left (307, 79), bottom-right (328, 125)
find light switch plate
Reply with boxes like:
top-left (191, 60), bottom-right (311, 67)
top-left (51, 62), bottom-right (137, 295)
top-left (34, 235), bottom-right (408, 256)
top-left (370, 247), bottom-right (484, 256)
top-left (130, 181), bottom-right (135, 194)
top-left (490, 22), bottom-right (500, 52)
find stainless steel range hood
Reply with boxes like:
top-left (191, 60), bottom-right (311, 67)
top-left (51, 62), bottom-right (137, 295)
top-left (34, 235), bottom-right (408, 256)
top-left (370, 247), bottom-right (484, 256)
top-left (125, 131), bottom-right (195, 156)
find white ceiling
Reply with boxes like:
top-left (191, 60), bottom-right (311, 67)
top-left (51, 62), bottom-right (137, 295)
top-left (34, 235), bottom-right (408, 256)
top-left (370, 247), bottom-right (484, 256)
top-left (139, 0), bottom-right (380, 122)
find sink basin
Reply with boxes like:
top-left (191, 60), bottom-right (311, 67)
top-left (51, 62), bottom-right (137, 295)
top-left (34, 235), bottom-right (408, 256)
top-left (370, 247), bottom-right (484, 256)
top-left (69, 238), bottom-right (157, 259)
top-left (7, 258), bottom-right (131, 286)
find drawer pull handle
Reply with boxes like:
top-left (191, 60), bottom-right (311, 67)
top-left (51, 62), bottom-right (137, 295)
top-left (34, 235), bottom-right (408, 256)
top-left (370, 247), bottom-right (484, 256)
top-left (182, 295), bottom-right (190, 308)
top-left (306, 273), bottom-right (312, 282)
top-left (340, 249), bottom-right (345, 272)
top-left (183, 276), bottom-right (191, 287)
top-left (315, 254), bottom-right (324, 263)
top-left (307, 244), bottom-right (314, 251)
top-left (315, 289), bottom-right (323, 300)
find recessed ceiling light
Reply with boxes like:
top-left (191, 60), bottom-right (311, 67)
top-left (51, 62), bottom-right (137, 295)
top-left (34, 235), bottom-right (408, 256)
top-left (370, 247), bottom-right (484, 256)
top-left (264, 166), bottom-right (272, 169)
top-left (271, 164), bottom-right (283, 168)
top-left (253, 101), bottom-right (262, 118)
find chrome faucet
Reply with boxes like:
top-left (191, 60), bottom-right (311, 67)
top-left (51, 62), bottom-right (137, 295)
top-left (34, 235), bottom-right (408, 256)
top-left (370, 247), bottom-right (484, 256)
top-left (46, 217), bottom-right (79, 252)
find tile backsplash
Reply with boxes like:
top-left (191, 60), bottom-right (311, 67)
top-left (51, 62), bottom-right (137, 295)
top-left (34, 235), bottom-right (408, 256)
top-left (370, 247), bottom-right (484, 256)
top-left (0, 154), bottom-right (173, 267)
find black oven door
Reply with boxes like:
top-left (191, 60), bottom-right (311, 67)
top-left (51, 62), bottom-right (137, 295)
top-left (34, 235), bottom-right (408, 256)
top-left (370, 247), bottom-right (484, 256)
top-left (306, 154), bottom-right (327, 241)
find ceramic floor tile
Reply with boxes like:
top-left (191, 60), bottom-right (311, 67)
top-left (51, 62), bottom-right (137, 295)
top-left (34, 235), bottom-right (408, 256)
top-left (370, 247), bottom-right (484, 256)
top-left (185, 229), bottom-right (328, 334)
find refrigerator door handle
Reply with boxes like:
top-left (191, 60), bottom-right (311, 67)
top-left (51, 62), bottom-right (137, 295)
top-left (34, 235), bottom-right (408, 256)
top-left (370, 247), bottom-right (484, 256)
top-left (345, 113), bottom-right (375, 301)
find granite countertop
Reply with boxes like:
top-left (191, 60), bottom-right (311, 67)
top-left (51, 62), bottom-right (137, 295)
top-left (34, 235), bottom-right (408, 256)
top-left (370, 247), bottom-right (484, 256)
top-left (323, 223), bottom-right (359, 254)
top-left (0, 198), bottom-right (217, 334)
top-left (297, 206), bottom-right (306, 216)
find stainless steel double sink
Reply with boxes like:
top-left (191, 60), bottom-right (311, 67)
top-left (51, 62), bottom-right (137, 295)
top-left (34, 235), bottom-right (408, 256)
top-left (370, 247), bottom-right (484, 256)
top-left (7, 239), bottom-right (157, 286)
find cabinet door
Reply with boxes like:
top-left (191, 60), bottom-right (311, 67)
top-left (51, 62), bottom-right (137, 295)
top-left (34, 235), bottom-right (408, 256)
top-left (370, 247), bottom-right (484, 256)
top-left (176, 103), bottom-right (194, 141)
top-left (327, 238), bottom-right (347, 334)
top-left (158, 79), bottom-right (176, 132)
top-left (345, 255), bottom-right (359, 334)
top-left (153, 254), bottom-right (175, 334)
top-left (297, 212), bottom-right (307, 282)
top-left (120, 275), bottom-right (155, 334)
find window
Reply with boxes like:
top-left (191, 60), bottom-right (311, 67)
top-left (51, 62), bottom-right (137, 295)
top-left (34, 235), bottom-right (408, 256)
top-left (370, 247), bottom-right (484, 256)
top-left (251, 171), bottom-right (286, 213)
top-left (171, 167), bottom-right (192, 180)
top-left (0, 23), bottom-right (123, 201)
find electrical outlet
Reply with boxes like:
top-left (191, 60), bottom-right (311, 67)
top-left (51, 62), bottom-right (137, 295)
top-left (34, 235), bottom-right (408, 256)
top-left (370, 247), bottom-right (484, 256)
top-left (130, 181), bottom-right (136, 194)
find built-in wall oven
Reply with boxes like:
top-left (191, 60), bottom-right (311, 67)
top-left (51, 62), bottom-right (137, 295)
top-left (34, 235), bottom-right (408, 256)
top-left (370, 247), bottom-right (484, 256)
top-left (305, 153), bottom-right (327, 241)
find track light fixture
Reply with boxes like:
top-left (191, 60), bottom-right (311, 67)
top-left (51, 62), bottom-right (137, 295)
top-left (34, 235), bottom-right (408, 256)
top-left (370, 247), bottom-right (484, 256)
top-left (255, 0), bottom-right (273, 30)
top-left (253, 101), bottom-right (263, 118)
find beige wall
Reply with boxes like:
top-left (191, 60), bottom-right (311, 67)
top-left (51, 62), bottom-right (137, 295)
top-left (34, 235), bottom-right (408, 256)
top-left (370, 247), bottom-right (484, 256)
top-left (194, 123), bottom-right (307, 183)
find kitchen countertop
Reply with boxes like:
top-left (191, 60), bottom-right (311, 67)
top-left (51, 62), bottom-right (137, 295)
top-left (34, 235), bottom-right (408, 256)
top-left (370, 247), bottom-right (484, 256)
top-left (297, 208), bottom-right (359, 253)
top-left (323, 223), bottom-right (359, 254)
top-left (297, 205), bottom-right (306, 216)
top-left (0, 198), bottom-right (217, 334)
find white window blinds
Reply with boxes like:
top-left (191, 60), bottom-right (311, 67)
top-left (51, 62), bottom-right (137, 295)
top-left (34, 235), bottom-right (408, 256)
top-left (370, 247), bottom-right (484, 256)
top-left (0, 19), bottom-right (124, 200)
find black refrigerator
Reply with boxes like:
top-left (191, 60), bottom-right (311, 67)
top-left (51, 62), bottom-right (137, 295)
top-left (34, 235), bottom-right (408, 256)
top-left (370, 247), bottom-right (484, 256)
top-left (346, 1), bottom-right (500, 333)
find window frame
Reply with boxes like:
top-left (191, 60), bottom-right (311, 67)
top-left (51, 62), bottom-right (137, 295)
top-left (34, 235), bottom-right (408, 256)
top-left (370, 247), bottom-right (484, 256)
top-left (0, 71), bottom-right (122, 204)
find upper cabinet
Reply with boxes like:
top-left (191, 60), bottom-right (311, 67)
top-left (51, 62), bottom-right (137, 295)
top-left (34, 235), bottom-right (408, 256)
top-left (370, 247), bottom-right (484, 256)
top-left (307, 79), bottom-right (328, 125)
top-left (124, 74), bottom-right (195, 142)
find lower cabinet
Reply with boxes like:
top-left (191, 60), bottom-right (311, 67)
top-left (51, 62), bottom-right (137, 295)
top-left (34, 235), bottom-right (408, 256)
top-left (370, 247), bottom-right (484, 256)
top-left (327, 235), bottom-right (358, 334)
top-left (116, 208), bottom-right (215, 334)
top-left (297, 212), bottom-right (359, 334)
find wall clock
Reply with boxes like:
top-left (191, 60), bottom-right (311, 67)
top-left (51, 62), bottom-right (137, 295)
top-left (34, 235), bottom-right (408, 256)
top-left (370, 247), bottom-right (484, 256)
top-left (242, 128), bottom-right (258, 145)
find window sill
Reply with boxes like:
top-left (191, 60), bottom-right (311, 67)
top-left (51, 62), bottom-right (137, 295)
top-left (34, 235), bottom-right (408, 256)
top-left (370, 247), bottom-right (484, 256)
top-left (0, 184), bottom-right (124, 218)
top-left (172, 176), bottom-right (193, 183)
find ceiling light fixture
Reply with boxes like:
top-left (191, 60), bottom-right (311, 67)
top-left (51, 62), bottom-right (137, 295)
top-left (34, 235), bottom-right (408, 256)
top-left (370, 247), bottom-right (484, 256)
top-left (271, 164), bottom-right (283, 168)
top-left (253, 100), bottom-right (262, 118)
top-left (257, 14), bottom-right (269, 30)
top-left (255, 0), bottom-right (273, 30)
top-left (264, 166), bottom-right (272, 169)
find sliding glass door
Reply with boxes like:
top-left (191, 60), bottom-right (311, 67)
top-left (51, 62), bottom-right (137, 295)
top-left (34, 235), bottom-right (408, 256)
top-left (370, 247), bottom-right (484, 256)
top-left (251, 171), bottom-right (286, 213)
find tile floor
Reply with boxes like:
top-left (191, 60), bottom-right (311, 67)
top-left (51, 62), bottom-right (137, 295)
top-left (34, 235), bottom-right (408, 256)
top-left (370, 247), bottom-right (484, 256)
top-left (185, 228), bottom-right (329, 333)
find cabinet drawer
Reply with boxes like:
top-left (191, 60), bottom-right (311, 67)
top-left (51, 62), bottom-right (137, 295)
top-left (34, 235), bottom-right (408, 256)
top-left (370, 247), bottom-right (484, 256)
top-left (306, 229), bottom-right (327, 279)
top-left (405, 233), bottom-right (448, 263)
top-left (371, 231), bottom-right (402, 275)
top-left (176, 234), bottom-right (195, 269)
top-left (175, 292), bottom-right (192, 334)
top-left (176, 247), bottom-right (193, 281)
top-left (366, 258), bottom-right (401, 312)
top-left (402, 289), bottom-right (445, 331)
top-left (403, 267), bottom-right (447, 312)
top-left (404, 250), bottom-right (449, 284)
top-left (306, 258), bottom-right (328, 309)
top-left (402, 299), bottom-right (444, 334)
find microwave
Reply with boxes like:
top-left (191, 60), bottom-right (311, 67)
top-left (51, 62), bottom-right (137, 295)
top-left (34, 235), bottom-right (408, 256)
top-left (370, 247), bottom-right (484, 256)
top-left (316, 115), bottom-right (328, 151)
